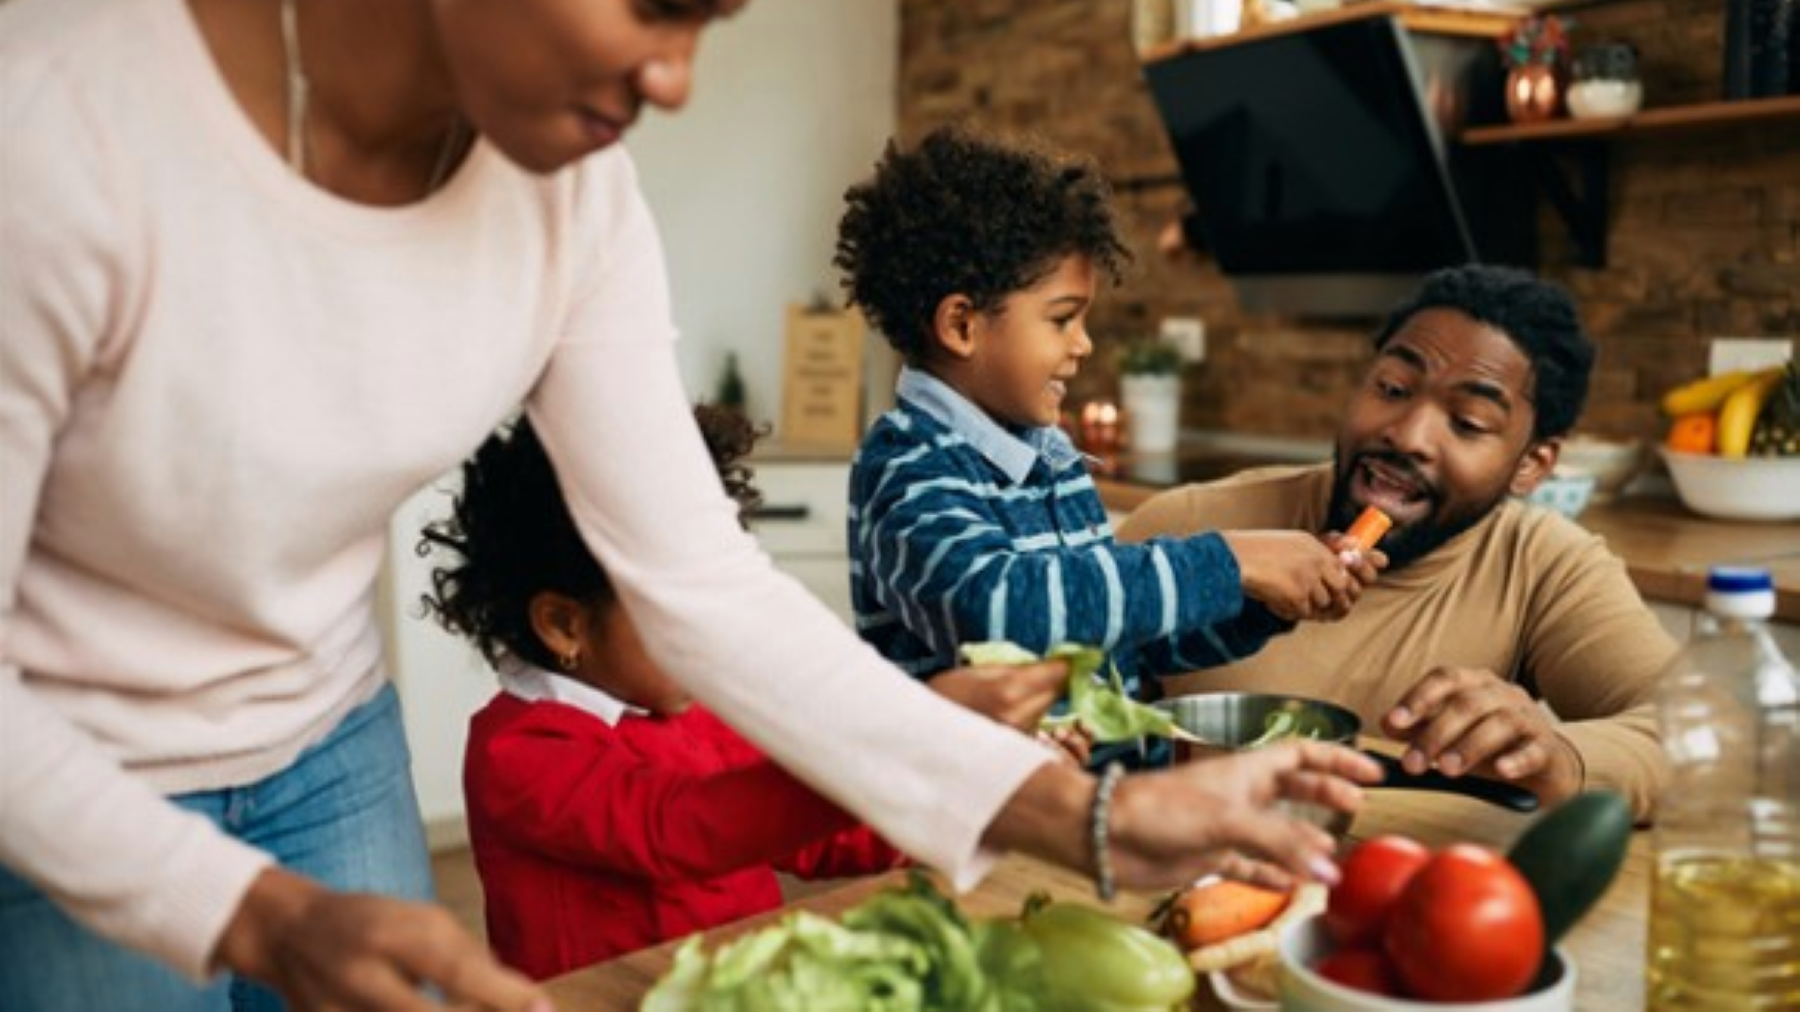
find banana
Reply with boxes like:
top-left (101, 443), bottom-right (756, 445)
top-left (1660, 368), bottom-right (1763, 416)
top-left (1716, 368), bottom-right (1785, 458)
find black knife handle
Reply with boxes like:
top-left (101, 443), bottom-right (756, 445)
top-left (1367, 751), bottom-right (1541, 813)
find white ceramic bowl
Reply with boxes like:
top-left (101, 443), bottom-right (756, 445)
top-left (1278, 914), bottom-right (1576, 1011)
top-left (1524, 468), bottom-right (1597, 519)
top-left (1558, 435), bottom-right (1644, 496)
top-left (1659, 447), bottom-right (1800, 521)
top-left (1566, 80), bottom-right (1643, 119)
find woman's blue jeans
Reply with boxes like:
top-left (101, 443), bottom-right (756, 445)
top-left (0, 682), bottom-right (434, 1011)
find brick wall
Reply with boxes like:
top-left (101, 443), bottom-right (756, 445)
top-left (897, 0), bottom-right (1799, 443)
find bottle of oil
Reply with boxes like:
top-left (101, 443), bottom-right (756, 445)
top-left (1647, 567), bottom-right (1800, 1009)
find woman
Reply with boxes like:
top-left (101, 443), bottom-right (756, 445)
top-left (0, 0), bottom-right (1379, 1008)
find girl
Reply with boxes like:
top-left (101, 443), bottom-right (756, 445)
top-left (420, 408), bottom-right (915, 979)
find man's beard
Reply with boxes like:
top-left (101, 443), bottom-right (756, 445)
top-left (1326, 451), bottom-right (1506, 570)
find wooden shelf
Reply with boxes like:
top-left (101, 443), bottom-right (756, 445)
top-left (1462, 94), bottom-right (1800, 145)
top-left (1140, 1), bottom-right (1518, 62)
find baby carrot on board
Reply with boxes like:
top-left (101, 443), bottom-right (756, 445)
top-left (1166, 879), bottom-right (1292, 950)
top-left (1344, 505), bottom-right (1393, 554)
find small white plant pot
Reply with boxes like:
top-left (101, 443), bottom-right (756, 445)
top-left (1121, 374), bottom-right (1182, 453)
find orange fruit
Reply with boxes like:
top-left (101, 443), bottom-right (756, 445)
top-left (1665, 412), bottom-right (1716, 454)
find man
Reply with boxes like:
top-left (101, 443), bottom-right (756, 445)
top-left (1119, 265), bottom-right (1673, 820)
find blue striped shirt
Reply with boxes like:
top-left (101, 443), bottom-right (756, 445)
top-left (848, 368), bottom-right (1287, 686)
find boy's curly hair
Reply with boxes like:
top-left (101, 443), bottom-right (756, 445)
top-left (833, 122), bottom-right (1132, 363)
top-left (417, 405), bottom-right (765, 671)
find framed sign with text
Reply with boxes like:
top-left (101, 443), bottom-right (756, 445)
top-left (779, 304), bottom-right (867, 450)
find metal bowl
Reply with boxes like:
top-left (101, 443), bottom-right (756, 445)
top-left (1157, 692), bottom-right (1542, 819)
top-left (1157, 692), bottom-right (1363, 835)
top-left (1158, 692), bottom-right (1361, 758)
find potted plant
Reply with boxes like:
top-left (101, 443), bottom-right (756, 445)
top-left (1118, 339), bottom-right (1184, 454)
top-left (1498, 15), bottom-right (1573, 124)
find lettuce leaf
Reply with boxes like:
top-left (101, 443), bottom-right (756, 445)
top-left (959, 641), bottom-right (1175, 744)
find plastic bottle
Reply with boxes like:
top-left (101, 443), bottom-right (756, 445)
top-left (1647, 566), bottom-right (1800, 1009)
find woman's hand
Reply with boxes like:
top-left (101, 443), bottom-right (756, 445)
top-left (215, 867), bottom-right (553, 1011)
top-left (984, 741), bottom-right (1382, 894)
top-left (1106, 741), bottom-right (1381, 892)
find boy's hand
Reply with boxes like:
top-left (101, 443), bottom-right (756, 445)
top-left (1324, 531), bottom-right (1388, 591)
top-left (1222, 530), bottom-right (1365, 622)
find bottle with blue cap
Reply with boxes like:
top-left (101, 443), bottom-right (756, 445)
top-left (1646, 566), bottom-right (1800, 1009)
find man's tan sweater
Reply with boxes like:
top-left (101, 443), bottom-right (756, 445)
top-left (1118, 465), bottom-right (1674, 819)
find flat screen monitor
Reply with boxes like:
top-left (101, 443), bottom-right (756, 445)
top-left (1145, 18), bottom-right (1478, 277)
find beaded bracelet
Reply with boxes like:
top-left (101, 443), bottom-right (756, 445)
top-left (1091, 761), bottom-right (1125, 902)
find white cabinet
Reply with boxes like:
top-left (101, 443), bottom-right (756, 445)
top-left (749, 456), bottom-right (855, 627)
top-left (383, 478), bottom-right (494, 850)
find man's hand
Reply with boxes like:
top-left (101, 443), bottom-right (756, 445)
top-left (1381, 666), bottom-right (1584, 805)
top-left (215, 867), bottom-right (553, 1012)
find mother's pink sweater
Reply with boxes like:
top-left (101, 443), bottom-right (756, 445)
top-left (0, 0), bottom-right (1050, 980)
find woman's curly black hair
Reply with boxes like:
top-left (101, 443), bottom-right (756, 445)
top-left (833, 122), bottom-right (1132, 363)
top-left (416, 405), bottom-right (765, 671)
top-left (1374, 263), bottom-right (1595, 442)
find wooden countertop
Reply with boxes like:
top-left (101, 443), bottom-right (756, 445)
top-left (544, 782), bottom-right (1651, 1009)
top-left (1096, 474), bottom-right (1800, 623)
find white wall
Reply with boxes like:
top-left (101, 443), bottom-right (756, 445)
top-left (628, 0), bottom-right (899, 424)
top-left (388, 0), bottom-right (898, 841)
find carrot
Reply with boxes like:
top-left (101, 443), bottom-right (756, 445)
top-left (1343, 505), bottom-right (1393, 554)
top-left (1166, 879), bottom-right (1292, 950)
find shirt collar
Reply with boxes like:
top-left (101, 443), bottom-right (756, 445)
top-left (895, 366), bottom-right (1085, 485)
top-left (497, 654), bottom-right (646, 727)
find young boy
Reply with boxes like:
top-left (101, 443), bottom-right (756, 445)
top-left (834, 123), bottom-right (1382, 697)
top-left (417, 407), bottom-right (922, 979)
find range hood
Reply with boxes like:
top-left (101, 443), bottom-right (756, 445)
top-left (1144, 16), bottom-right (1534, 316)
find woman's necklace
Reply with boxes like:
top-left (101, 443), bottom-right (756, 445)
top-left (278, 0), bottom-right (465, 197)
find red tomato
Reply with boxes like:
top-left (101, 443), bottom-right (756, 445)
top-left (1314, 945), bottom-right (1400, 996)
top-left (1324, 835), bottom-right (1431, 947)
top-left (1384, 843), bottom-right (1545, 1002)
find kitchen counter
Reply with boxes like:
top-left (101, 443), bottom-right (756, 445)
top-left (545, 765), bottom-right (1653, 1009)
top-left (1090, 444), bottom-right (1800, 623)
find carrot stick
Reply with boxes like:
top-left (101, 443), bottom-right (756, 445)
top-left (1343, 505), bottom-right (1393, 554)
top-left (1166, 879), bottom-right (1292, 950)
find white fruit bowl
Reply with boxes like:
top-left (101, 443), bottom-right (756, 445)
top-left (1659, 447), bottom-right (1800, 522)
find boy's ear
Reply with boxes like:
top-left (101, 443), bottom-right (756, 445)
top-left (932, 294), bottom-right (979, 361)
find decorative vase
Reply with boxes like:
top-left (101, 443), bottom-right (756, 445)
top-left (1121, 374), bottom-right (1182, 454)
top-left (1506, 64), bottom-right (1563, 123)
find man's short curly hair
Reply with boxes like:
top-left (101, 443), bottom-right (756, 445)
top-left (417, 405), bottom-right (764, 671)
top-left (1375, 264), bottom-right (1595, 443)
top-left (834, 122), bottom-right (1132, 363)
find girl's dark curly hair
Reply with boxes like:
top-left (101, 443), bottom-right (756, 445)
top-left (417, 405), bottom-right (765, 671)
top-left (834, 122), bottom-right (1132, 363)
top-left (1374, 264), bottom-right (1595, 443)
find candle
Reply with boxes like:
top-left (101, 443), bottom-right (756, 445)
top-left (1081, 400), bottom-right (1121, 452)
